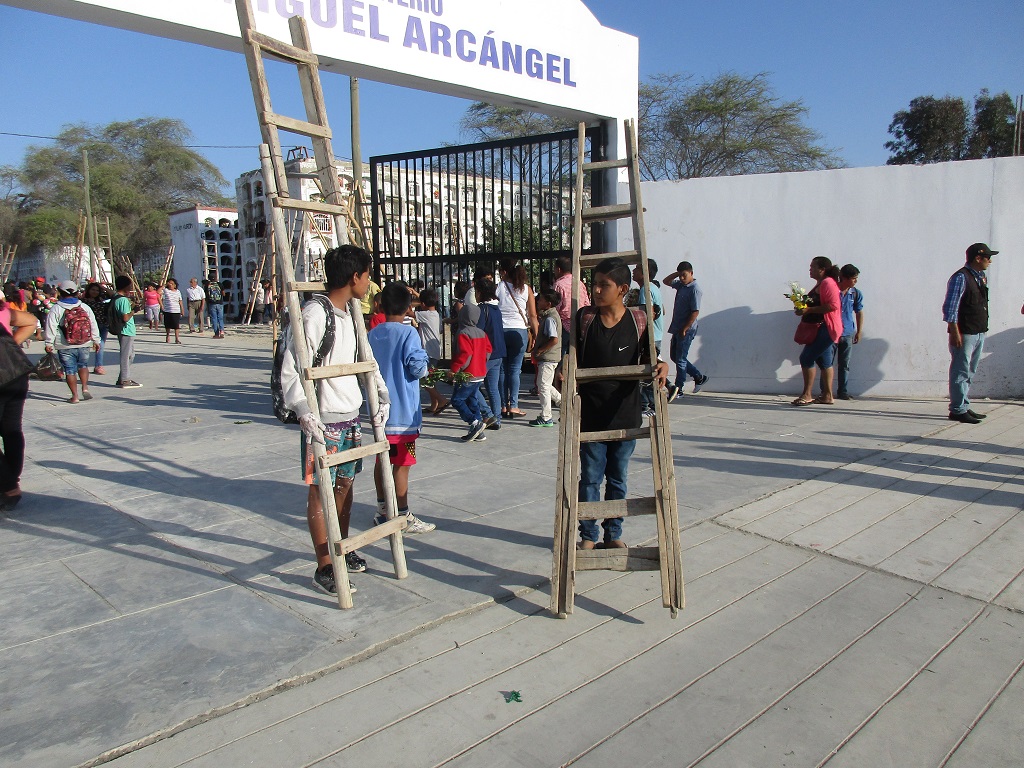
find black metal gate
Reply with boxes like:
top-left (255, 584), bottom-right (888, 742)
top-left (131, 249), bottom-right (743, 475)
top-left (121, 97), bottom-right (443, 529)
top-left (369, 126), bottom-right (606, 336)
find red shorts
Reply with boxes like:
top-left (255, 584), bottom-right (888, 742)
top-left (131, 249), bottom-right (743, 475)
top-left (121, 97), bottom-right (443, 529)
top-left (384, 433), bottom-right (417, 466)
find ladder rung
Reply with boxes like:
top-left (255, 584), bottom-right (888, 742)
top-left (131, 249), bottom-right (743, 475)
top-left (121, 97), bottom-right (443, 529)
top-left (578, 497), bottom-right (657, 520)
top-left (275, 197), bottom-right (346, 216)
top-left (247, 29), bottom-right (318, 65)
top-left (581, 204), bottom-right (635, 222)
top-left (319, 439), bottom-right (389, 469)
top-left (579, 427), bottom-right (649, 443)
top-left (579, 250), bottom-right (640, 268)
top-left (582, 158), bottom-right (630, 172)
top-left (576, 546), bottom-right (660, 572)
top-left (576, 364), bottom-right (653, 382)
top-left (305, 360), bottom-right (377, 381)
top-left (289, 281), bottom-right (327, 292)
top-left (261, 111), bottom-right (332, 139)
top-left (334, 515), bottom-right (407, 557)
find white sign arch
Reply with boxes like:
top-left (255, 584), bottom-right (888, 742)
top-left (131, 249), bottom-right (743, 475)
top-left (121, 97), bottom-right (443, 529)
top-left (4, 0), bottom-right (638, 123)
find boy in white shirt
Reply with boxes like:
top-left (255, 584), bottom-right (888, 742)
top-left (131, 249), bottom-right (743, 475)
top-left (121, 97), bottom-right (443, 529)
top-left (281, 245), bottom-right (389, 595)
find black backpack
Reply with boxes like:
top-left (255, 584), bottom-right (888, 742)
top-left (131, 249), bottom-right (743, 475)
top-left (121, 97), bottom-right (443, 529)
top-left (271, 294), bottom-right (336, 424)
top-left (107, 296), bottom-right (127, 336)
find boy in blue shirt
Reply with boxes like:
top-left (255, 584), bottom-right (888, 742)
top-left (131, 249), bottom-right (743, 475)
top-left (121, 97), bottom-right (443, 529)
top-left (834, 264), bottom-right (864, 400)
top-left (368, 282), bottom-right (436, 535)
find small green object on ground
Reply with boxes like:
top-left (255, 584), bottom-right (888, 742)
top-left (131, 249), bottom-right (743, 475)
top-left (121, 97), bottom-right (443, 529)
top-left (503, 691), bottom-right (522, 703)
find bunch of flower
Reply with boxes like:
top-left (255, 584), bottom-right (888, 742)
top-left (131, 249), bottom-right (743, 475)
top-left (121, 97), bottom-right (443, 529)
top-left (421, 368), bottom-right (472, 388)
top-left (784, 282), bottom-right (809, 311)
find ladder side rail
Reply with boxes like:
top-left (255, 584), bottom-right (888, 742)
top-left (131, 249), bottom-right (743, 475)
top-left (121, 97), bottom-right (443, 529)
top-left (259, 144), bottom-right (352, 609)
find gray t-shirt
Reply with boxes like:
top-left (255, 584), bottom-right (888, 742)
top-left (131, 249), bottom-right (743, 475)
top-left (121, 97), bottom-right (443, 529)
top-left (415, 309), bottom-right (441, 360)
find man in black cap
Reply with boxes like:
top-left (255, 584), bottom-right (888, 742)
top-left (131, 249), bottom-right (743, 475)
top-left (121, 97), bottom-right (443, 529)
top-left (942, 243), bottom-right (997, 424)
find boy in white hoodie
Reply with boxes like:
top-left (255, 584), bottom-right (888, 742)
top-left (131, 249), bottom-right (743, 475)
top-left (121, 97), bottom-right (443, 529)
top-left (281, 245), bottom-right (390, 595)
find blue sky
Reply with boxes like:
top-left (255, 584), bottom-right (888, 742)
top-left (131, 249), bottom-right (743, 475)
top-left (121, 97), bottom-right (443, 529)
top-left (0, 0), bottom-right (1021, 193)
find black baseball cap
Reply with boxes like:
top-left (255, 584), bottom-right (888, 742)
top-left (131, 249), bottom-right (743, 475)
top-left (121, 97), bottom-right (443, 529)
top-left (966, 243), bottom-right (998, 260)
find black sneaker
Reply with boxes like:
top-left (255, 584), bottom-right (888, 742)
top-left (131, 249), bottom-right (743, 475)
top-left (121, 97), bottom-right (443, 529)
top-left (948, 411), bottom-right (981, 424)
top-left (118, 380), bottom-right (143, 388)
top-left (462, 420), bottom-right (486, 441)
top-left (313, 564), bottom-right (336, 594)
top-left (486, 421), bottom-right (501, 431)
top-left (693, 375), bottom-right (709, 393)
top-left (836, 392), bottom-right (852, 401)
top-left (967, 409), bottom-right (987, 419)
top-left (312, 564), bottom-right (358, 594)
top-left (484, 415), bottom-right (498, 428)
top-left (666, 385), bottom-right (680, 403)
top-left (345, 551), bottom-right (367, 573)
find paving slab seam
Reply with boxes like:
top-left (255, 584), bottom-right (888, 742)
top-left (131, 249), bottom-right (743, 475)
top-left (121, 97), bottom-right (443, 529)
top-left (814, 602), bottom-right (990, 768)
top-left (708, 413), bottom-right (1018, 532)
top-left (704, 517), bottom-right (1024, 616)
top-left (306, 550), bottom-right (821, 768)
top-left (476, 560), bottom-right (858, 768)
top-left (681, 582), bottom-right (933, 768)
top-left (73, 577), bottom-right (590, 768)
top-left (79, 534), bottom-right (766, 768)
top-left (934, 654), bottom-right (1024, 768)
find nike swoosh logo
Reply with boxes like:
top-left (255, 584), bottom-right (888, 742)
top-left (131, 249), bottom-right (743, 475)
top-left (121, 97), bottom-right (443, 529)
top-left (618, 345), bottom-right (629, 351)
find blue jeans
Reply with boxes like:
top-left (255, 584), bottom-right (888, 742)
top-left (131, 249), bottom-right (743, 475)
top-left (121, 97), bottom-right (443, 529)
top-left (800, 324), bottom-right (837, 369)
top-left (949, 333), bottom-right (985, 415)
top-left (640, 342), bottom-right (661, 408)
top-left (482, 357), bottom-right (502, 423)
top-left (94, 327), bottom-right (108, 369)
top-left (499, 328), bottom-right (528, 409)
top-left (578, 440), bottom-right (635, 543)
top-left (57, 347), bottom-right (89, 377)
top-left (209, 303), bottom-right (225, 334)
top-left (670, 328), bottom-right (702, 387)
top-left (451, 380), bottom-right (483, 425)
top-left (835, 335), bottom-right (853, 395)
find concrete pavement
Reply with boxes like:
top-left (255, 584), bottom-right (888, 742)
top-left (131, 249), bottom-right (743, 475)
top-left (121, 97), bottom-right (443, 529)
top-left (1, 325), bottom-right (1022, 767)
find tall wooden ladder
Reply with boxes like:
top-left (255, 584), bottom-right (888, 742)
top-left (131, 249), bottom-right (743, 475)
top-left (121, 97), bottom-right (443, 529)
top-left (204, 239), bottom-right (220, 282)
top-left (159, 245), bottom-right (175, 287)
top-left (550, 120), bottom-right (685, 619)
top-left (235, 0), bottom-right (408, 608)
top-left (0, 244), bottom-right (17, 282)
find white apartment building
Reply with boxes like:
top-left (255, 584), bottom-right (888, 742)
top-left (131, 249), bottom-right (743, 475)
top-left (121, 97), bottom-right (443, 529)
top-left (168, 206), bottom-right (240, 317)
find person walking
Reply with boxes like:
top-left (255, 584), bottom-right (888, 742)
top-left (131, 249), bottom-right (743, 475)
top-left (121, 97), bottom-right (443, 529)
top-left (664, 261), bottom-right (709, 400)
top-left (143, 283), bottom-right (161, 330)
top-left (792, 257), bottom-right (842, 406)
top-left (496, 258), bottom-right (538, 418)
top-left (205, 278), bottom-right (226, 338)
top-left (80, 282), bottom-right (111, 375)
top-left (943, 243), bottom-right (996, 424)
top-left (186, 277), bottom-right (205, 334)
top-left (0, 294), bottom-right (37, 509)
top-left (44, 281), bottom-right (100, 404)
top-left (162, 279), bottom-right (185, 344)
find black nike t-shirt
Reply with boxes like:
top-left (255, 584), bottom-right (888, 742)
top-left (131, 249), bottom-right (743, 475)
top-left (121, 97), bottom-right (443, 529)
top-left (576, 309), bottom-right (649, 432)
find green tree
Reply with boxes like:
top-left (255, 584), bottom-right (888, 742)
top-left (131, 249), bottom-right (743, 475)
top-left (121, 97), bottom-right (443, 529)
top-left (458, 103), bottom-right (576, 142)
top-left (13, 118), bottom-right (229, 262)
top-left (885, 90), bottom-right (1016, 164)
top-left (638, 72), bottom-right (843, 180)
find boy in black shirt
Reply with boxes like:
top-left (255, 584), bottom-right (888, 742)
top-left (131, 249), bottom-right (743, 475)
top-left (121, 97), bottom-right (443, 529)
top-left (576, 258), bottom-right (669, 549)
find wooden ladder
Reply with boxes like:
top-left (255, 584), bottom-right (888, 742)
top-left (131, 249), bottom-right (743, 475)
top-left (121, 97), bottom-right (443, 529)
top-left (159, 245), bottom-right (175, 288)
top-left (235, 0), bottom-right (408, 608)
top-left (0, 244), bottom-right (17, 282)
top-left (550, 120), bottom-right (685, 619)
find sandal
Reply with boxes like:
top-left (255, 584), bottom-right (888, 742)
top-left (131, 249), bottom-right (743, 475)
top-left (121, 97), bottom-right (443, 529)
top-left (791, 397), bottom-right (814, 406)
top-left (433, 401), bottom-right (450, 415)
top-left (507, 409), bottom-right (526, 417)
top-left (812, 396), bottom-right (834, 405)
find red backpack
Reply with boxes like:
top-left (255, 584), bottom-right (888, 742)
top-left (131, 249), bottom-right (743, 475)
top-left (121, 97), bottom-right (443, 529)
top-left (61, 305), bottom-right (93, 346)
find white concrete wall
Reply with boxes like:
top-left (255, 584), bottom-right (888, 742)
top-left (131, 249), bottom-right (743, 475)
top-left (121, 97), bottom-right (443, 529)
top-left (632, 157), bottom-right (1024, 399)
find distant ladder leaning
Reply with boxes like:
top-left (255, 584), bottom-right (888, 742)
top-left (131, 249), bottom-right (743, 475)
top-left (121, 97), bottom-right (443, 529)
top-left (550, 120), bottom-right (685, 619)
top-left (235, 0), bottom-right (408, 608)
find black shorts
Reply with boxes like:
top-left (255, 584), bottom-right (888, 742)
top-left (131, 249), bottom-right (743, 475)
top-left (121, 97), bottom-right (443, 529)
top-left (164, 312), bottom-right (181, 330)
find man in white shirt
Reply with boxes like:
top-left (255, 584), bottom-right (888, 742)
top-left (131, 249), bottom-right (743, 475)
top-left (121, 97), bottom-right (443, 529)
top-left (186, 278), bottom-right (205, 334)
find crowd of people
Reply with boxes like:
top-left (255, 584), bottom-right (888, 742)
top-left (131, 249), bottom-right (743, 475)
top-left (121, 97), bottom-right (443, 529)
top-left (279, 245), bottom-right (670, 594)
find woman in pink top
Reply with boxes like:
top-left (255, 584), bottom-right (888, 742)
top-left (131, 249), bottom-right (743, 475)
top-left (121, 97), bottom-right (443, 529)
top-left (792, 257), bottom-right (842, 406)
top-left (0, 297), bottom-right (39, 509)
top-left (143, 283), bottom-right (161, 330)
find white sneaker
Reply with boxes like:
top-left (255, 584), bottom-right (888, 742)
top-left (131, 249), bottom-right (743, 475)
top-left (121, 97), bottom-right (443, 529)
top-left (403, 512), bottom-right (436, 534)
